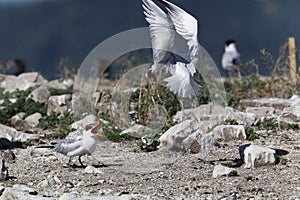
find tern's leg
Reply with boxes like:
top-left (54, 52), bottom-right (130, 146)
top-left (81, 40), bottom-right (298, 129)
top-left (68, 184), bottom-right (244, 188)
top-left (68, 157), bottom-right (72, 168)
top-left (78, 156), bottom-right (84, 166)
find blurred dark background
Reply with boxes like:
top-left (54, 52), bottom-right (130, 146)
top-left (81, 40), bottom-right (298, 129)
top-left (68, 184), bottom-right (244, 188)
top-left (0, 0), bottom-right (300, 80)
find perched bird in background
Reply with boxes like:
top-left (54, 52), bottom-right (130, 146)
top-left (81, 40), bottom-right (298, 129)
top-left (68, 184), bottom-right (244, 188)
top-left (221, 40), bottom-right (241, 77)
top-left (51, 122), bottom-right (103, 167)
top-left (143, 0), bottom-right (201, 98)
top-left (10, 58), bottom-right (26, 76)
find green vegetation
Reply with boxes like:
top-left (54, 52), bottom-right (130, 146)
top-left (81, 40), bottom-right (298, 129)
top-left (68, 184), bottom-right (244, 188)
top-left (244, 126), bottom-right (260, 141)
top-left (15, 140), bottom-right (33, 149)
top-left (258, 118), bottom-right (278, 131)
top-left (39, 112), bottom-right (75, 139)
top-left (129, 83), bottom-right (181, 125)
top-left (49, 88), bottom-right (73, 96)
top-left (279, 157), bottom-right (288, 165)
top-left (196, 76), bottom-right (211, 105)
top-left (286, 123), bottom-right (299, 131)
top-left (97, 112), bottom-right (138, 142)
top-left (136, 121), bottom-right (177, 152)
top-left (0, 87), bottom-right (47, 126)
top-left (136, 130), bottom-right (162, 152)
top-left (221, 162), bottom-right (234, 167)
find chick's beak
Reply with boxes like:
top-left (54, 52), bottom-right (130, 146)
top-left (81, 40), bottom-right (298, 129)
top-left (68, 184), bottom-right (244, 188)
top-left (91, 122), bottom-right (101, 134)
top-left (94, 132), bottom-right (103, 137)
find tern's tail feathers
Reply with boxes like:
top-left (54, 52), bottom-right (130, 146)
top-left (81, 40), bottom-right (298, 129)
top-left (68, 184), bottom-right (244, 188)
top-left (164, 74), bottom-right (200, 98)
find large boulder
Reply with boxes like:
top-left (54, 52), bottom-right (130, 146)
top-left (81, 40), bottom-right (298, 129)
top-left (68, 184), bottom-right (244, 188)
top-left (10, 112), bottom-right (26, 127)
top-left (278, 99), bottom-right (300, 128)
top-left (0, 186), bottom-right (48, 200)
top-left (24, 113), bottom-right (42, 128)
top-left (0, 72), bottom-right (47, 92)
top-left (159, 120), bottom-right (218, 152)
top-left (173, 104), bottom-right (225, 122)
top-left (120, 124), bottom-right (153, 137)
top-left (239, 144), bottom-right (276, 168)
top-left (213, 125), bottom-right (246, 142)
top-left (245, 107), bottom-right (275, 118)
top-left (47, 95), bottom-right (72, 115)
top-left (71, 115), bottom-right (98, 130)
top-left (28, 85), bottom-right (50, 104)
top-left (225, 107), bottom-right (256, 126)
top-left (173, 104), bottom-right (256, 128)
top-left (0, 124), bottom-right (39, 142)
top-left (47, 79), bottom-right (73, 90)
top-left (159, 120), bottom-right (199, 151)
top-left (240, 98), bottom-right (293, 111)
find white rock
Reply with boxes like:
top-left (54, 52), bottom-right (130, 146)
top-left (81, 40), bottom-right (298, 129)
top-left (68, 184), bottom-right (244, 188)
top-left (47, 79), bottom-right (68, 90)
top-left (182, 132), bottom-right (201, 153)
top-left (240, 98), bottom-right (293, 110)
top-left (37, 180), bottom-right (49, 188)
top-left (47, 95), bottom-right (72, 115)
top-left (245, 107), bottom-right (275, 118)
top-left (159, 120), bottom-right (200, 151)
top-left (240, 144), bottom-right (276, 168)
top-left (0, 72), bottom-right (48, 93)
top-left (37, 176), bottom-right (61, 188)
top-left (0, 124), bottom-right (39, 142)
top-left (120, 124), bottom-right (153, 137)
top-left (10, 112), bottom-right (26, 127)
top-left (59, 192), bottom-right (78, 200)
top-left (29, 147), bottom-right (54, 157)
top-left (173, 104), bottom-right (256, 128)
top-left (12, 184), bottom-right (36, 194)
top-left (24, 113), bottom-right (42, 128)
top-left (62, 79), bottom-right (74, 89)
top-left (71, 115), bottom-right (98, 130)
top-left (225, 107), bottom-right (257, 126)
top-left (84, 165), bottom-right (103, 174)
top-left (173, 104), bottom-right (226, 122)
top-left (159, 120), bottom-right (218, 152)
top-left (0, 187), bottom-right (55, 200)
top-left (212, 164), bottom-right (237, 178)
top-left (213, 125), bottom-right (246, 142)
top-left (74, 196), bottom-right (131, 200)
top-left (0, 188), bottom-right (31, 200)
top-left (28, 85), bottom-right (50, 103)
top-left (290, 99), bottom-right (300, 117)
top-left (289, 94), bottom-right (300, 101)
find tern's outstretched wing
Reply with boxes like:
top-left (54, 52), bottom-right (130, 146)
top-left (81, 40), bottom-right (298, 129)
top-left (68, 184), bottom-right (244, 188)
top-left (158, 0), bottom-right (199, 74)
top-left (142, 0), bottom-right (175, 73)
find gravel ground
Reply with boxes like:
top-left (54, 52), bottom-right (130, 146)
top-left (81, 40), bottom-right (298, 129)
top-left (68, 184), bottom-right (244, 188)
top-left (2, 129), bottom-right (300, 199)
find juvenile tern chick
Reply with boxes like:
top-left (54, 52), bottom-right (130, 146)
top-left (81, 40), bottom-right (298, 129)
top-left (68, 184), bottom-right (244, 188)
top-left (51, 122), bottom-right (102, 167)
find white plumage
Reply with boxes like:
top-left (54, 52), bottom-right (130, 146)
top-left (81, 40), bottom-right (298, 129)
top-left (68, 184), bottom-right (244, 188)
top-left (51, 122), bottom-right (102, 166)
top-left (142, 0), bottom-right (201, 98)
top-left (221, 40), bottom-right (240, 71)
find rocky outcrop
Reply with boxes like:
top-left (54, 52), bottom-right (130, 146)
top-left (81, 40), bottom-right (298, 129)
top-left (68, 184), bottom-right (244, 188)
top-left (0, 72), bottom-right (47, 93)
top-left (120, 124), bottom-right (153, 137)
top-left (213, 125), bottom-right (246, 142)
top-left (0, 124), bottom-right (39, 142)
top-left (159, 120), bottom-right (218, 152)
top-left (28, 85), bottom-right (50, 104)
top-left (47, 95), bottom-right (72, 115)
top-left (24, 113), bottom-right (42, 128)
top-left (71, 115), bottom-right (98, 130)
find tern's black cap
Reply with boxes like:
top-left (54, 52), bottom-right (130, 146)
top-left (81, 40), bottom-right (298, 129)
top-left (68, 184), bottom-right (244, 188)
top-left (225, 39), bottom-right (237, 46)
